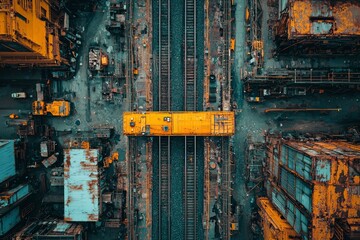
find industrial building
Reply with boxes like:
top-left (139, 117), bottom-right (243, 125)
top-left (0, 0), bottom-right (78, 70)
top-left (0, 0), bottom-right (359, 239)
top-left (64, 149), bottom-right (101, 222)
top-left (0, 140), bottom-right (34, 238)
top-left (260, 134), bottom-right (360, 239)
top-left (13, 220), bottom-right (85, 239)
top-left (275, 0), bottom-right (360, 55)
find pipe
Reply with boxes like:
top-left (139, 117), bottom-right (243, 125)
top-left (264, 108), bottom-right (342, 113)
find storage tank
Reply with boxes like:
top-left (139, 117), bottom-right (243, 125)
top-left (0, 140), bottom-right (16, 184)
top-left (263, 135), bottom-right (360, 240)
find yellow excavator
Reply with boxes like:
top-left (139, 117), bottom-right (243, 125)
top-left (32, 100), bottom-right (70, 117)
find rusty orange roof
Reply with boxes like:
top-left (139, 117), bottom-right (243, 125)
top-left (285, 140), bottom-right (360, 158)
top-left (288, 0), bottom-right (360, 38)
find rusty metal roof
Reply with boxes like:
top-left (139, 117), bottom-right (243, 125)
top-left (64, 149), bottom-right (100, 222)
top-left (285, 141), bottom-right (360, 158)
top-left (288, 0), bottom-right (360, 38)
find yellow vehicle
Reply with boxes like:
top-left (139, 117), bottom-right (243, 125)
top-left (9, 113), bottom-right (19, 119)
top-left (32, 100), bottom-right (71, 117)
top-left (230, 38), bottom-right (235, 51)
top-left (123, 111), bottom-right (235, 136)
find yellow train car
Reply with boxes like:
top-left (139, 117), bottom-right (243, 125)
top-left (123, 111), bottom-right (235, 136)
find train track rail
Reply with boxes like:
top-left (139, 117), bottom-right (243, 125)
top-left (220, 137), bottom-right (231, 239)
top-left (219, 1), bottom-right (232, 238)
top-left (222, 0), bottom-right (231, 108)
top-left (184, 0), bottom-right (197, 239)
top-left (159, 0), bottom-right (171, 111)
top-left (127, 137), bottom-right (137, 240)
top-left (126, 0), bottom-right (136, 239)
top-left (158, 0), bottom-right (171, 239)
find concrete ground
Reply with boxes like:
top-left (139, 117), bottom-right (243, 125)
top-left (50, 3), bottom-right (126, 151)
top-left (0, 82), bottom-right (37, 139)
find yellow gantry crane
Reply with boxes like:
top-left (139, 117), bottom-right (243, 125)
top-left (123, 111), bottom-right (235, 136)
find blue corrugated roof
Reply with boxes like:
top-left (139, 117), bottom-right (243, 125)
top-left (0, 140), bottom-right (16, 184)
top-left (64, 149), bottom-right (100, 222)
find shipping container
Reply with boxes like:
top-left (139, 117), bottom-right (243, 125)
top-left (0, 206), bottom-right (20, 236)
top-left (64, 149), bottom-right (101, 222)
top-left (0, 184), bottom-right (30, 208)
top-left (265, 135), bottom-right (360, 239)
top-left (0, 140), bottom-right (16, 184)
top-left (257, 197), bottom-right (301, 240)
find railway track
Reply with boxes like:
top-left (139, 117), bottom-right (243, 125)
top-left (222, 0), bottom-right (231, 108)
top-left (127, 137), bottom-right (137, 240)
top-left (219, 1), bottom-right (232, 238)
top-left (220, 137), bottom-right (231, 239)
top-left (126, 0), bottom-right (136, 239)
top-left (158, 0), bottom-right (171, 239)
top-left (184, 0), bottom-right (197, 239)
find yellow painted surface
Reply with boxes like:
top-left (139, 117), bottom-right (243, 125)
top-left (123, 111), bottom-right (235, 136)
top-left (32, 101), bottom-right (46, 115)
top-left (0, 0), bottom-right (61, 66)
top-left (267, 137), bottom-right (360, 239)
top-left (46, 101), bottom-right (71, 117)
top-left (32, 100), bottom-right (70, 117)
top-left (230, 38), bottom-right (235, 51)
top-left (257, 197), bottom-right (300, 240)
top-left (288, 0), bottom-right (360, 38)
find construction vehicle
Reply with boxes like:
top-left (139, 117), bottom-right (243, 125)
top-left (230, 38), bottom-right (235, 51)
top-left (32, 100), bottom-right (71, 117)
top-left (104, 152), bottom-right (119, 168)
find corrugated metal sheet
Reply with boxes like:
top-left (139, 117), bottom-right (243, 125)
top-left (272, 188), bottom-right (286, 215)
top-left (64, 149), bottom-right (100, 222)
top-left (0, 184), bottom-right (30, 208)
top-left (274, 148), bottom-right (279, 178)
top-left (315, 159), bottom-right (331, 182)
top-left (13, 220), bottom-right (84, 238)
top-left (280, 167), bottom-right (312, 212)
top-left (269, 186), bottom-right (309, 239)
top-left (0, 206), bottom-right (20, 236)
top-left (281, 145), bottom-right (311, 181)
top-left (267, 135), bottom-right (360, 240)
top-left (0, 140), bottom-right (16, 184)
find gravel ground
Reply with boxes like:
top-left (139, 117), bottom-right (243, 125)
top-left (152, 0), bottom-right (205, 239)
